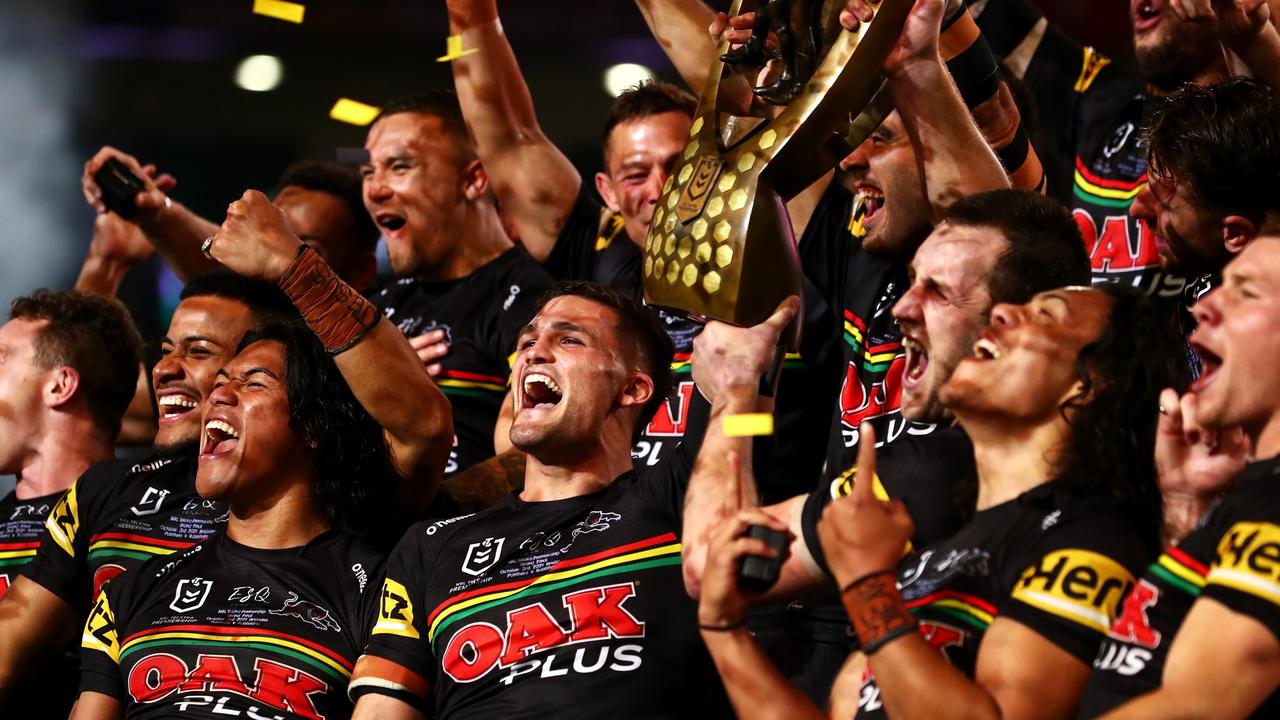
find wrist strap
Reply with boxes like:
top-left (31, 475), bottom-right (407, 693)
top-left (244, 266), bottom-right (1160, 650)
top-left (277, 245), bottom-right (380, 354)
top-left (841, 570), bottom-right (918, 655)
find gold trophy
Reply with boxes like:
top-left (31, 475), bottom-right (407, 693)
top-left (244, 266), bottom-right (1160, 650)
top-left (642, 0), bottom-right (909, 346)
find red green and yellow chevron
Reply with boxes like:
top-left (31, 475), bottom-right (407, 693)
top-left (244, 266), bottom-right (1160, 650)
top-left (1150, 546), bottom-right (1208, 597)
top-left (843, 310), bottom-right (901, 374)
top-left (1073, 158), bottom-right (1148, 210)
top-left (120, 624), bottom-right (352, 685)
top-left (87, 532), bottom-right (195, 564)
top-left (905, 590), bottom-right (996, 632)
top-left (435, 369), bottom-right (508, 398)
top-left (0, 540), bottom-right (40, 569)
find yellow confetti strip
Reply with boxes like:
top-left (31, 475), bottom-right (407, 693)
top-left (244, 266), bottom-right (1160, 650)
top-left (436, 35), bottom-right (479, 62)
top-left (723, 413), bottom-right (774, 437)
top-left (329, 98), bottom-right (382, 126)
top-left (253, 0), bottom-right (306, 24)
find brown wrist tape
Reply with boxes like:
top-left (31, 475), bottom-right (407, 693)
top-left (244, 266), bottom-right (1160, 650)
top-left (277, 245), bottom-right (380, 354)
top-left (842, 570), bottom-right (918, 655)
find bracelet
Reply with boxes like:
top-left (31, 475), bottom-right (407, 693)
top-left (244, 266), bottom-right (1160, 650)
top-left (276, 245), bottom-right (380, 354)
top-left (698, 618), bottom-right (747, 632)
top-left (841, 570), bottom-right (918, 655)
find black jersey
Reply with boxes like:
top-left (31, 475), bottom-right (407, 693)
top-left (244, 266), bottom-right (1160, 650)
top-left (0, 488), bottom-right (62, 599)
top-left (1079, 456), bottom-right (1280, 718)
top-left (856, 482), bottom-right (1152, 718)
top-left (349, 453), bottom-right (733, 718)
top-left (23, 453), bottom-right (224, 611)
top-left (372, 248), bottom-right (555, 476)
top-left (79, 528), bottom-right (385, 720)
top-left (544, 186), bottom-right (643, 294)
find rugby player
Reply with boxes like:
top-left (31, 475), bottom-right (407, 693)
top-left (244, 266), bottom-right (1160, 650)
top-left (695, 285), bottom-right (1185, 719)
top-left (71, 321), bottom-right (393, 720)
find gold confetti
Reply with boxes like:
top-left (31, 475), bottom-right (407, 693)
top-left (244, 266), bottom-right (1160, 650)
top-left (329, 98), bottom-right (381, 126)
top-left (253, 0), bottom-right (305, 24)
top-left (436, 35), bottom-right (479, 62)
top-left (722, 413), bottom-right (774, 437)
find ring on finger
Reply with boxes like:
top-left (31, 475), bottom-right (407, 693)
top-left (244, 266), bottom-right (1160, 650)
top-left (201, 236), bottom-right (214, 257)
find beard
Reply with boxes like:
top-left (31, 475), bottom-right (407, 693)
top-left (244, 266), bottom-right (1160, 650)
top-left (1134, 21), bottom-right (1221, 91)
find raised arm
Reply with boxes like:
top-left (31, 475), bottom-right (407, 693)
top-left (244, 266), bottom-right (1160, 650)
top-left (446, 0), bottom-right (581, 262)
top-left (633, 0), bottom-right (720, 93)
top-left (81, 146), bottom-right (219, 282)
top-left (209, 190), bottom-right (454, 519)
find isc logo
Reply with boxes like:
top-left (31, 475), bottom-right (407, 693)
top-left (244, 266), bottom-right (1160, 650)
top-left (1011, 549), bottom-right (1134, 634)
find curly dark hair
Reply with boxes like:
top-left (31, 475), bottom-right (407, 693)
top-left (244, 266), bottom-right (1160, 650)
top-left (377, 90), bottom-right (474, 160)
top-left (180, 269), bottom-right (299, 326)
top-left (1055, 285), bottom-right (1190, 553)
top-left (237, 321), bottom-right (396, 535)
top-left (10, 290), bottom-right (144, 438)
top-left (531, 281), bottom-right (675, 441)
top-left (276, 161), bottom-right (380, 252)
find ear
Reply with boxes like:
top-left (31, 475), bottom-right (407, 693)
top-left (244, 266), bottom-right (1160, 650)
top-left (1057, 377), bottom-right (1089, 418)
top-left (461, 159), bottom-right (490, 202)
top-left (1222, 215), bottom-right (1257, 256)
top-left (595, 172), bottom-right (622, 214)
top-left (44, 366), bottom-right (81, 410)
top-left (618, 370), bottom-right (655, 411)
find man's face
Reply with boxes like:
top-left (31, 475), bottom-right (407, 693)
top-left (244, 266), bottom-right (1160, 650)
top-left (0, 318), bottom-right (52, 474)
top-left (1129, 166), bottom-right (1225, 273)
top-left (509, 296), bottom-right (647, 457)
top-left (840, 111), bottom-right (933, 258)
top-left (197, 340), bottom-right (308, 508)
top-left (153, 296), bottom-right (257, 451)
top-left (1188, 238), bottom-right (1280, 434)
top-left (942, 288), bottom-right (1114, 424)
top-left (274, 186), bottom-right (374, 291)
top-left (596, 111), bottom-right (691, 247)
top-left (362, 112), bottom-right (469, 277)
top-left (892, 224), bottom-right (1002, 423)
top-left (1131, 0), bottom-right (1221, 90)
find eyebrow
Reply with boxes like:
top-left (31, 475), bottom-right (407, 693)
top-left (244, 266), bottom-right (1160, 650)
top-left (161, 335), bottom-right (224, 347)
top-left (215, 366), bottom-right (280, 381)
top-left (518, 320), bottom-right (594, 339)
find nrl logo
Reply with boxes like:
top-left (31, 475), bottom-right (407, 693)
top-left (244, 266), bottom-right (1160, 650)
top-left (131, 486), bottom-right (170, 517)
top-left (170, 577), bottom-right (213, 614)
top-left (462, 537), bottom-right (504, 577)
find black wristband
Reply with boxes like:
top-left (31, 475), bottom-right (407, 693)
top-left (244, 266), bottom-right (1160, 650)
top-left (861, 620), bottom-right (919, 655)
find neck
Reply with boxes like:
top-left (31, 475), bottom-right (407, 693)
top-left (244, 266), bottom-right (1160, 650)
top-left (1251, 411), bottom-right (1280, 461)
top-left (961, 412), bottom-right (1069, 510)
top-left (520, 433), bottom-right (635, 502)
top-left (14, 417), bottom-right (114, 500)
top-left (418, 206), bottom-right (512, 282)
top-left (226, 474), bottom-right (330, 549)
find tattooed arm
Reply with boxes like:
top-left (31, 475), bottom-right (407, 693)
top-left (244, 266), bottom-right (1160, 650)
top-left (441, 449), bottom-right (526, 513)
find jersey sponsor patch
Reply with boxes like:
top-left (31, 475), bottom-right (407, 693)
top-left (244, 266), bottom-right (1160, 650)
top-left (83, 591), bottom-right (121, 663)
top-left (1011, 549), bottom-right (1135, 633)
top-left (125, 652), bottom-right (330, 720)
top-left (1208, 521), bottom-right (1280, 605)
top-left (374, 577), bottom-right (420, 639)
top-left (1074, 46), bottom-right (1112, 93)
top-left (46, 483), bottom-right (80, 557)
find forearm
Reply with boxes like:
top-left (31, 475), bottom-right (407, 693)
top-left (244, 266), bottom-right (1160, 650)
top-left (700, 628), bottom-right (829, 720)
top-left (75, 255), bottom-right (133, 297)
top-left (138, 201), bottom-right (220, 282)
top-left (1231, 25), bottom-right (1280, 88)
top-left (441, 449), bottom-right (525, 512)
top-left (890, 58), bottom-right (1009, 218)
top-left (634, 0), bottom-right (719, 93)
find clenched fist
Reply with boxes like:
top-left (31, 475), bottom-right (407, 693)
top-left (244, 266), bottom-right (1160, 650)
top-left (209, 190), bottom-right (302, 282)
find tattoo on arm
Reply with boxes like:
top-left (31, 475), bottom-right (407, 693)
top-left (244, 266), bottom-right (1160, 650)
top-left (442, 450), bottom-right (526, 513)
top-left (844, 571), bottom-right (918, 654)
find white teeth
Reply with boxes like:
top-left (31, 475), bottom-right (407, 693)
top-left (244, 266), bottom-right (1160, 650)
top-left (158, 395), bottom-right (198, 409)
top-left (523, 372), bottom-right (562, 397)
top-left (205, 420), bottom-right (240, 439)
top-left (972, 338), bottom-right (1001, 360)
top-left (902, 337), bottom-right (924, 353)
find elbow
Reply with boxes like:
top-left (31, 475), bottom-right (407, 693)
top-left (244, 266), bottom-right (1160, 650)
top-left (682, 546), bottom-right (705, 600)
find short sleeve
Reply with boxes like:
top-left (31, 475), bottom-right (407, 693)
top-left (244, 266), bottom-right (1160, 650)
top-left (355, 556), bottom-right (389, 645)
top-left (349, 529), bottom-right (436, 709)
top-left (543, 187), bottom-right (618, 282)
top-left (1200, 520), bottom-right (1280, 644)
top-left (1001, 513), bottom-right (1148, 663)
top-left (22, 461), bottom-right (121, 609)
top-left (78, 577), bottom-right (126, 701)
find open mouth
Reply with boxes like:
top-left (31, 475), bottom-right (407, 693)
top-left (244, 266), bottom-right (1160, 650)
top-left (375, 212), bottom-right (407, 233)
top-left (1134, 0), bottom-right (1161, 29)
top-left (157, 391), bottom-right (200, 423)
top-left (855, 186), bottom-right (884, 222)
top-left (1188, 341), bottom-right (1221, 393)
top-left (521, 372), bottom-right (563, 410)
top-left (971, 335), bottom-right (1002, 361)
top-left (201, 419), bottom-right (241, 457)
top-left (902, 336), bottom-right (929, 388)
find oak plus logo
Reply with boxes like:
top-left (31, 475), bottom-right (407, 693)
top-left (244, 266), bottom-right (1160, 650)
top-left (462, 537), bottom-right (504, 576)
top-left (127, 653), bottom-right (329, 720)
top-left (169, 577), bottom-right (213, 614)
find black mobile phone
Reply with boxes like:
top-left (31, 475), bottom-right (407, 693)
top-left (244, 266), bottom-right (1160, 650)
top-left (737, 524), bottom-right (790, 593)
top-left (94, 157), bottom-right (147, 219)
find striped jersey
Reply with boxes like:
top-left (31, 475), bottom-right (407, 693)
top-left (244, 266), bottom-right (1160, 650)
top-left (0, 489), bottom-right (62, 599)
top-left (79, 528), bottom-right (384, 720)
top-left (1079, 455), bottom-right (1280, 718)
top-left (856, 481), bottom-right (1151, 718)
top-left (349, 466), bottom-right (732, 718)
top-left (23, 453), bottom-right (223, 612)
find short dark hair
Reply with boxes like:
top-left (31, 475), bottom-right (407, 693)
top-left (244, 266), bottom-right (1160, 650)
top-left (378, 90), bottom-right (473, 155)
top-left (602, 81), bottom-right (697, 164)
top-left (179, 269), bottom-right (299, 326)
top-left (944, 189), bottom-right (1090, 305)
top-left (1056, 285), bottom-right (1190, 554)
top-left (10, 290), bottom-right (144, 438)
top-left (276, 161), bottom-right (380, 252)
top-left (237, 321), bottom-right (397, 535)
top-left (533, 281), bottom-right (675, 438)
top-left (1146, 78), bottom-right (1280, 223)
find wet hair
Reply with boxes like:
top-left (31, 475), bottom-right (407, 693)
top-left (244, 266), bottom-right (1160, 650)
top-left (9, 290), bottom-right (144, 438)
top-left (602, 81), bottom-right (697, 165)
top-left (377, 90), bottom-right (474, 158)
top-left (276, 161), bottom-right (380, 252)
top-left (237, 321), bottom-right (397, 534)
top-left (1056, 285), bottom-right (1190, 553)
top-left (532, 281), bottom-right (675, 439)
top-left (1146, 79), bottom-right (1280, 224)
top-left (944, 189), bottom-right (1090, 305)
top-left (179, 269), bottom-right (299, 326)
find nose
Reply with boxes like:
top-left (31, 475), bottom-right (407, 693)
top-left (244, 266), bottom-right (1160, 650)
top-left (153, 351), bottom-right (185, 386)
top-left (892, 283), bottom-right (923, 323)
top-left (1191, 287), bottom-right (1221, 326)
top-left (364, 170), bottom-right (392, 203)
top-left (206, 380), bottom-right (238, 407)
top-left (1129, 184), bottom-right (1156, 224)
top-left (840, 143), bottom-right (869, 174)
top-left (988, 302), bottom-right (1022, 328)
